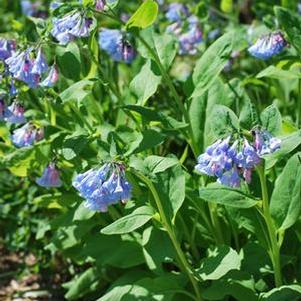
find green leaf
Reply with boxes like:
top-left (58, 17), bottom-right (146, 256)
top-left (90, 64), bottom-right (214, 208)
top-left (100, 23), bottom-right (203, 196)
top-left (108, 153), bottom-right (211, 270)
top-left (60, 80), bottom-right (94, 103)
top-left (123, 105), bottom-right (187, 130)
top-left (101, 206), bottom-right (154, 235)
top-left (64, 267), bottom-right (100, 300)
top-left (192, 29), bottom-right (247, 98)
top-left (197, 245), bottom-right (241, 280)
top-left (270, 152), bottom-right (301, 230)
top-left (153, 32), bottom-right (177, 69)
top-left (202, 271), bottom-right (257, 301)
top-left (144, 155), bottom-right (179, 174)
top-left (260, 285), bottom-right (301, 301)
top-left (130, 60), bottom-right (161, 106)
top-left (257, 65), bottom-right (301, 80)
top-left (126, 0), bottom-right (158, 29)
top-left (208, 105), bottom-right (239, 138)
top-left (56, 42), bottom-right (81, 81)
top-left (260, 104), bottom-right (282, 135)
top-left (133, 129), bottom-right (165, 153)
top-left (62, 134), bottom-right (88, 160)
top-left (155, 164), bottom-right (185, 222)
top-left (199, 183), bottom-right (258, 208)
top-left (275, 6), bottom-right (301, 54)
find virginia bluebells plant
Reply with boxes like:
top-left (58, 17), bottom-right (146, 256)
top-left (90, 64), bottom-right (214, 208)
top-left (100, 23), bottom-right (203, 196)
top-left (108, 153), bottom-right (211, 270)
top-left (166, 4), bottom-right (202, 55)
top-left (248, 32), bottom-right (287, 60)
top-left (73, 162), bottom-right (132, 212)
top-left (36, 163), bottom-right (62, 188)
top-left (4, 101), bottom-right (26, 124)
top-left (51, 11), bottom-right (94, 45)
top-left (195, 131), bottom-right (280, 188)
top-left (40, 64), bottom-right (59, 87)
top-left (99, 29), bottom-right (135, 63)
top-left (11, 123), bottom-right (44, 148)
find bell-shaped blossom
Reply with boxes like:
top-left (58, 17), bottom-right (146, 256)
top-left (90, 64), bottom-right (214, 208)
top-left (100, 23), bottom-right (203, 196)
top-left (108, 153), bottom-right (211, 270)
top-left (73, 162), bottom-right (132, 212)
top-left (40, 65), bottom-right (59, 87)
top-left (179, 21), bottom-right (202, 55)
top-left (254, 129), bottom-right (281, 155)
top-left (248, 32), bottom-right (287, 60)
top-left (21, 0), bottom-right (35, 16)
top-left (36, 163), bottom-right (62, 188)
top-left (11, 123), bottom-right (43, 148)
top-left (4, 101), bottom-right (26, 124)
top-left (99, 29), bottom-right (135, 63)
top-left (50, 1), bottom-right (63, 10)
top-left (10, 80), bottom-right (18, 96)
top-left (0, 39), bottom-right (16, 61)
top-left (5, 50), bottom-right (40, 88)
top-left (166, 3), bottom-right (189, 22)
top-left (31, 48), bottom-right (48, 75)
top-left (51, 11), bottom-right (94, 45)
top-left (217, 167), bottom-right (241, 188)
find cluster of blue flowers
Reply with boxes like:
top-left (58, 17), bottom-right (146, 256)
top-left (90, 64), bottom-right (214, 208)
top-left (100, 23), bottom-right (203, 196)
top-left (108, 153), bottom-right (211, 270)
top-left (3, 46), bottom-right (58, 89)
top-left (11, 123), bottom-right (44, 148)
top-left (99, 29), bottom-right (136, 63)
top-left (73, 162), bottom-right (132, 212)
top-left (165, 4), bottom-right (202, 55)
top-left (248, 31), bottom-right (287, 60)
top-left (0, 100), bottom-right (26, 124)
top-left (195, 129), bottom-right (281, 187)
top-left (36, 163), bottom-right (62, 188)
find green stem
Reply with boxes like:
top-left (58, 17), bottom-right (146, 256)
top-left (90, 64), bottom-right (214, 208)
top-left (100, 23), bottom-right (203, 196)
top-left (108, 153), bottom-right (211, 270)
top-left (135, 172), bottom-right (203, 301)
top-left (297, 79), bottom-right (301, 127)
top-left (208, 202), bottom-right (224, 245)
top-left (257, 165), bottom-right (282, 287)
top-left (137, 35), bottom-right (199, 157)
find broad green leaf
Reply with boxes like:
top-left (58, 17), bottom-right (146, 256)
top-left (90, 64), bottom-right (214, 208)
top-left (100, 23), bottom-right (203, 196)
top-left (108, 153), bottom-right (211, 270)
top-left (73, 202), bottom-right (95, 221)
top-left (123, 105), bottom-right (187, 130)
top-left (192, 29), bottom-right (247, 98)
top-left (60, 80), bottom-right (94, 103)
top-left (275, 6), bottom-right (301, 54)
top-left (144, 155), bottom-right (179, 174)
top-left (126, 0), bottom-right (158, 29)
top-left (199, 183), bottom-right (258, 208)
top-left (265, 130), bottom-right (301, 168)
top-left (153, 32), bottom-right (177, 69)
top-left (202, 271), bottom-right (257, 301)
top-left (56, 42), bottom-right (81, 81)
top-left (270, 152), bottom-right (301, 230)
top-left (239, 98), bottom-right (259, 130)
top-left (208, 105), bottom-right (239, 138)
top-left (62, 134), bottom-right (88, 160)
top-left (130, 60), bottom-right (161, 105)
top-left (101, 206), bottom-right (154, 235)
top-left (257, 66), bottom-right (301, 80)
top-left (64, 268), bottom-right (100, 300)
top-left (260, 104), bottom-right (282, 135)
top-left (155, 164), bottom-right (185, 222)
top-left (133, 129), bottom-right (165, 153)
top-left (197, 245), bottom-right (241, 280)
top-left (260, 285), bottom-right (301, 301)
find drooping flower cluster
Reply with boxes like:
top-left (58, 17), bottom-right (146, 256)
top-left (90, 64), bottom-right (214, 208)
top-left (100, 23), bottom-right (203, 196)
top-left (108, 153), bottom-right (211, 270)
top-left (51, 11), bottom-right (94, 45)
top-left (73, 162), bottom-right (132, 212)
top-left (36, 163), bottom-right (62, 188)
top-left (11, 123), bottom-right (44, 148)
top-left (98, 29), bottom-right (135, 63)
top-left (195, 130), bottom-right (281, 187)
top-left (0, 100), bottom-right (26, 124)
top-left (248, 32), bottom-right (287, 60)
top-left (166, 4), bottom-right (202, 55)
top-left (5, 47), bottom-right (58, 88)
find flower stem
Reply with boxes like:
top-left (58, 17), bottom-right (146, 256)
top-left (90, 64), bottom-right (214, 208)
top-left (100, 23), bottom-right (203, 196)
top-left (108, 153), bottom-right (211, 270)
top-left (135, 172), bottom-right (203, 301)
top-left (257, 164), bottom-right (282, 287)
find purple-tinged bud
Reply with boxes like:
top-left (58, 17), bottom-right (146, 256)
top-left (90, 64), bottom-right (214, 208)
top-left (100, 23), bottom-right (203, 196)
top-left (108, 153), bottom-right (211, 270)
top-left (95, 0), bottom-right (106, 11)
top-left (32, 48), bottom-right (48, 75)
top-left (0, 39), bottom-right (16, 61)
top-left (40, 65), bottom-right (59, 87)
top-left (36, 163), bottom-right (62, 188)
top-left (254, 129), bottom-right (281, 155)
top-left (0, 99), bottom-right (5, 120)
